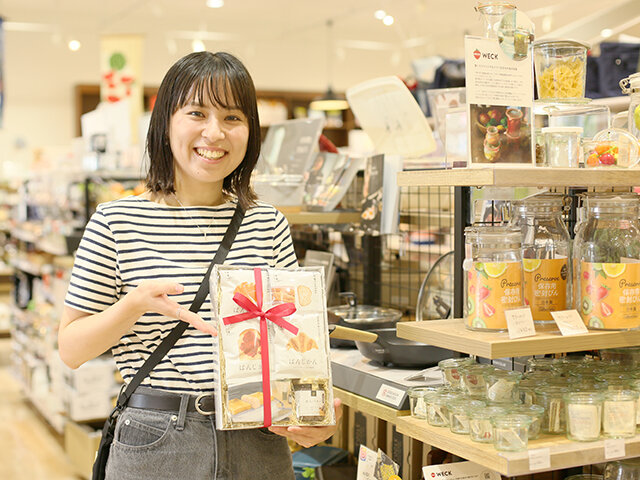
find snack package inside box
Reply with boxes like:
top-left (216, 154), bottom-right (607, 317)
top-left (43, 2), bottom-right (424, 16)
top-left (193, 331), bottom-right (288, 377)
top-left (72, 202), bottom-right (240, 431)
top-left (210, 265), bottom-right (335, 430)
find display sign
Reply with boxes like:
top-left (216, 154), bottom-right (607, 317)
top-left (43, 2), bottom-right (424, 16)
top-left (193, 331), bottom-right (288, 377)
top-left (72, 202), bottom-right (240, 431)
top-left (505, 307), bottom-right (536, 339)
top-left (423, 460), bottom-right (500, 480)
top-left (464, 36), bottom-right (535, 167)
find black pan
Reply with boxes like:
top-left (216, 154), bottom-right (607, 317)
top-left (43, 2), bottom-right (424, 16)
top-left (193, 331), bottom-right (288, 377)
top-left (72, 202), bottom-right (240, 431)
top-left (355, 327), bottom-right (452, 368)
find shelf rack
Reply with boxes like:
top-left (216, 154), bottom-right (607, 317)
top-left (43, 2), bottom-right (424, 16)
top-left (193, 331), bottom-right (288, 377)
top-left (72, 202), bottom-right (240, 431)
top-left (333, 387), bottom-right (409, 425)
top-left (281, 209), bottom-right (361, 225)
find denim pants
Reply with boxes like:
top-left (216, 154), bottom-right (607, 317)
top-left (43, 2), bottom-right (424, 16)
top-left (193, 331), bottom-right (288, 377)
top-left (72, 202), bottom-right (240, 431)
top-left (105, 387), bottom-right (295, 480)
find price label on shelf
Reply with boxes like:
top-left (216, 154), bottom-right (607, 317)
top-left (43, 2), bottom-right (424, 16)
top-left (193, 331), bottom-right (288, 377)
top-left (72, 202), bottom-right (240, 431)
top-left (604, 439), bottom-right (625, 459)
top-left (528, 448), bottom-right (551, 471)
top-left (506, 307), bottom-right (536, 339)
top-left (551, 310), bottom-right (588, 336)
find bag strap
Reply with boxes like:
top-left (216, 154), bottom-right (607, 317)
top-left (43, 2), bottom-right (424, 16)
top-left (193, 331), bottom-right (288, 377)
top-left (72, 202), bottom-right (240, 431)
top-left (116, 202), bottom-right (245, 407)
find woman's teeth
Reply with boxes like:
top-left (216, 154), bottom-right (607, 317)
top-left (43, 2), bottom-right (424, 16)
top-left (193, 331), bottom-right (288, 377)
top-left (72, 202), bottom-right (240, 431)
top-left (196, 148), bottom-right (224, 159)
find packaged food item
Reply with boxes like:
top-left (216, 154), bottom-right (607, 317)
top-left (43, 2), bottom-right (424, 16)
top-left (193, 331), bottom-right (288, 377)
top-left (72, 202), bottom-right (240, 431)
top-left (464, 226), bottom-right (524, 331)
top-left (564, 392), bottom-right (603, 442)
top-left (210, 266), bottom-right (335, 429)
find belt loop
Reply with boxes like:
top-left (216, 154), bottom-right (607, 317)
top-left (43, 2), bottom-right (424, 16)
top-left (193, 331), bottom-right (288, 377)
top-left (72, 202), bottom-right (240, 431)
top-left (176, 394), bottom-right (189, 431)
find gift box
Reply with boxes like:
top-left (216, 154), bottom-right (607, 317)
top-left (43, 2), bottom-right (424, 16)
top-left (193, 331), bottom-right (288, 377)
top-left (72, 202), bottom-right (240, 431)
top-left (211, 265), bottom-right (335, 430)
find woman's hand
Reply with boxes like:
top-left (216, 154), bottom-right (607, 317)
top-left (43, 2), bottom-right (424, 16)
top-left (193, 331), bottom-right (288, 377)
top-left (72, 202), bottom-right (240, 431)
top-left (268, 398), bottom-right (343, 448)
top-left (128, 281), bottom-right (217, 336)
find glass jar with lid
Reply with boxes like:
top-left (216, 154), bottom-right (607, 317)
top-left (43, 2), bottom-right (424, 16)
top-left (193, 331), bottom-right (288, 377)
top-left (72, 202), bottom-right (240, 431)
top-left (469, 406), bottom-right (507, 443)
top-left (602, 390), bottom-right (638, 438)
top-left (619, 72), bottom-right (640, 141)
top-left (484, 369), bottom-right (522, 404)
top-left (464, 226), bottom-right (524, 331)
top-left (604, 458), bottom-right (640, 480)
top-left (491, 414), bottom-right (532, 451)
top-left (574, 195), bottom-right (640, 330)
top-left (438, 357), bottom-right (476, 390)
top-left (508, 404), bottom-right (545, 439)
top-left (536, 385), bottom-right (570, 434)
top-left (511, 194), bottom-right (571, 324)
top-left (461, 364), bottom-right (496, 399)
top-left (447, 399), bottom-right (486, 434)
top-left (564, 391), bottom-right (604, 442)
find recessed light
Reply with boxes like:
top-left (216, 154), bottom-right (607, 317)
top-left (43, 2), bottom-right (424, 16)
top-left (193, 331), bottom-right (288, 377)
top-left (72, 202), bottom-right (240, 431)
top-left (68, 39), bottom-right (81, 51)
top-left (192, 39), bottom-right (206, 52)
top-left (206, 0), bottom-right (224, 8)
top-left (374, 10), bottom-right (386, 20)
top-left (601, 28), bottom-right (613, 38)
top-left (383, 15), bottom-right (394, 26)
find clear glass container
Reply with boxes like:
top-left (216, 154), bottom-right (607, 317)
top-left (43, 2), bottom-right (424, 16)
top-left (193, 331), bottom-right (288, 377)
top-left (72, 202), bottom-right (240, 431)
top-left (564, 391), bottom-right (604, 442)
top-left (619, 72), bottom-right (640, 141)
top-left (484, 369), bottom-right (522, 404)
top-left (461, 364), bottom-right (496, 399)
top-left (491, 414), bottom-right (532, 451)
top-left (469, 406), bottom-right (507, 443)
top-left (536, 385), bottom-right (570, 434)
top-left (629, 379), bottom-right (640, 427)
top-left (574, 195), bottom-right (640, 330)
top-left (426, 392), bottom-right (460, 427)
top-left (542, 126), bottom-right (583, 167)
top-left (438, 357), bottom-right (476, 390)
top-left (602, 390), bottom-right (638, 438)
top-left (448, 399), bottom-right (486, 434)
top-left (407, 386), bottom-right (439, 419)
top-left (565, 475), bottom-right (603, 480)
top-left (464, 226), bottom-right (524, 331)
top-left (584, 128), bottom-right (640, 168)
top-left (533, 40), bottom-right (589, 101)
top-left (511, 194), bottom-right (571, 324)
top-left (600, 346), bottom-right (640, 367)
top-left (604, 457), bottom-right (640, 480)
top-left (508, 404), bottom-right (545, 439)
top-left (595, 373), bottom-right (634, 391)
top-left (475, 1), bottom-right (516, 39)
top-left (525, 357), bottom-right (556, 372)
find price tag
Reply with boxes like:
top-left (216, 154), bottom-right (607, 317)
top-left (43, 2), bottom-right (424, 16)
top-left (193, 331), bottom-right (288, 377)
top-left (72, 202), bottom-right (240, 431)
top-left (506, 308), bottom-right (536, 339)
top-left (528, 448), bottom-right (551, 471)
top-left (551, 310), bottom-right (589, 336)
top-left (604, 439), bottom-right (626, 459)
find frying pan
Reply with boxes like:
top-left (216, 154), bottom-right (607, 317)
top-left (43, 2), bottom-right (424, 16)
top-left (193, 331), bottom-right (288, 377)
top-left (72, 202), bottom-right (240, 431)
top-left (355, 327), bottom-right (452, 368)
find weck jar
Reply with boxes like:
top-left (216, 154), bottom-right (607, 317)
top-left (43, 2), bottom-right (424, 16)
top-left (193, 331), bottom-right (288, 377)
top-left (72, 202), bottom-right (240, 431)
top-left (464, 226), bottom-right (524, 331)
top-left (564, 391), bottom-right (604, 442)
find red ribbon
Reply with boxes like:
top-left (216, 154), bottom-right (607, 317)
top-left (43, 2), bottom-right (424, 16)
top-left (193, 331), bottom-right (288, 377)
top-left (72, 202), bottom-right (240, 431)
top-left (223, 268), bottom-right (298, 427)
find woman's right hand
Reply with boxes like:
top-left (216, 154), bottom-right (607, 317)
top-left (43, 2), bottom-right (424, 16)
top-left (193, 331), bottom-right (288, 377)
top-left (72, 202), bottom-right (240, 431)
top-left (128, 281), bottom-right (217, 336)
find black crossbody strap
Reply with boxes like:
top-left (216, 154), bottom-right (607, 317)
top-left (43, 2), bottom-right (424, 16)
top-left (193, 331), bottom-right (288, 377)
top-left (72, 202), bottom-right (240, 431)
top-left (116, 203), bottom-right (245, 406)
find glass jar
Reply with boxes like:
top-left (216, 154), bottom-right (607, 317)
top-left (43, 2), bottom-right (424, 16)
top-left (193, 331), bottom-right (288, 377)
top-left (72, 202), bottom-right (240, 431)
top-left (604, 457), bottom-right (640, 480)
top-left (461, 364), bottom-right (496, 399)
top-left (574, 195), bottom-right (640, 330)
top-left (629, 379), bottom-right (640, 427)
top-left (525, 356), bottom-right (556, 372)
top-left (484, 369), bottom-right (522, 404)
top-left (475, 1), bottom-right (516, 39)
top-left (448, 399), bottom-right (486, 434)
top-left (464, 226), bottom-right (524, 331)
top-left (469, 406), bottom-right (507, 443)
top-left (600, 346), bottom-right (640, 367)
top-left (584, 128), bottom-right (640, 168)
top-left (439, 357), bottom-right (476, 390)
top-left (595, 373), bottom-right (634, 391)
top-left (536, 385), bottom-right (570, 434)
top-left (533, 40), bottom-right (589, 100)
top-left (602, 390), bottom-right (638, 438)
top-left (407, 386), bottom-right (438, 419)
top-left (511, 194), bottom-right (571, 324)
top-left (566, 476), bottom-right (603, 480)
top-left (508, 404), bottom-right (545, 439)
top-left (619, 72), bottom-right (640, 141)
top-left (542, 126), bottom-right (583, 167)
top-left (491, 414), bottom-right (532, 452)
top-left (426, 392), bottom-right (460, 427)
top-left (564, 392), bottom-right (604, 442)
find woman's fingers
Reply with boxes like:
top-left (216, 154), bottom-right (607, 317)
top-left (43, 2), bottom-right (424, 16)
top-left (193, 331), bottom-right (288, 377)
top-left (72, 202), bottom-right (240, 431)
top-left (175, 306), bottom-right (217, 336)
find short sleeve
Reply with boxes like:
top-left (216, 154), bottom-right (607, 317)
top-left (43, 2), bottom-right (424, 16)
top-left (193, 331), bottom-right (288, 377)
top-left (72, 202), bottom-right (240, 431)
top-left (64, 206), bottom-right (120, 314)
top-left (272, 210), bottom-right (298, 269)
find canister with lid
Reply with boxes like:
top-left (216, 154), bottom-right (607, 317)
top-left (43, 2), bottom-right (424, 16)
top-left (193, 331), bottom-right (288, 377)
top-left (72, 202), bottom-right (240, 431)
top-left (564, 391), bottom-right (604, 442)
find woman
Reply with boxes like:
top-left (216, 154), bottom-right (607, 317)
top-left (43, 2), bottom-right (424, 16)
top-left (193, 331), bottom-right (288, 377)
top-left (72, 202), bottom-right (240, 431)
top-left (58, 51), bottom-right (341, 479)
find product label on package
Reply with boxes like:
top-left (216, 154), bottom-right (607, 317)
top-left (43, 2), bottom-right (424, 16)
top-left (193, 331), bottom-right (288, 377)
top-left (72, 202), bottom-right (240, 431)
top-left (423, 461), bottom-right (501, 480)
top-left (580, 262), bottom-right (640, 329)
top-left (467, 261), bottom-right (523, 330)
top-left (523, 258), bottom-right (568, 321)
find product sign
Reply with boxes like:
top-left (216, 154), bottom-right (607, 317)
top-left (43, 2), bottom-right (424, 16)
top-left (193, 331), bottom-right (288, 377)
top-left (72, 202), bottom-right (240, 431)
top-left (423, 461), bottom-right (500, 480)
top-left (523, 258), bottom-right (569, 321)
top-left (464, 36), bottom-right (535, 167)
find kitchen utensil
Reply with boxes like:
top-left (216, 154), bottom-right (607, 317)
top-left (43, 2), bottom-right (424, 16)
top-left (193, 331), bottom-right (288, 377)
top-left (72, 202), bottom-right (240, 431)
top-left (355, 327), bottom-right (452, 368)
top-left (328, 325), bottom-right (377, 343)
top-left (416, 251), bottom-right (454, 321)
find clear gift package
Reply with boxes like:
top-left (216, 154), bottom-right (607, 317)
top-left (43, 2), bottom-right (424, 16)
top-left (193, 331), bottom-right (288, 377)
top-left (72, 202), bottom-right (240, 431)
top-left (210, 265), bottom-right (335, 430)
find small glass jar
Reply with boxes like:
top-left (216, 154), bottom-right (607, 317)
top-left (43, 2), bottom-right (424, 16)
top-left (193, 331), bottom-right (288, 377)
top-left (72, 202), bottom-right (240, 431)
top-left (484, 369), bottom-right (522, 404)
top-left (542, 126), bottom-right (583, 167)
top-left (461, 364), bottom-right (495, 399)
top-left (533, 39), bottom-right (589, 100)
top-left (508, 404), bottom-right (545, 439)
top-left (536, 386), bottom-right (569, 434)
top-left (602, 390), bottom-right (638, 438)
top-left (575, 195), bottom-right (640, 330)
top-left (464, 226), bottom-right (524, 332)
top-left (491, 414), bottom-right (532, 452)
top-left (526, 357), bottom-right (557, 372)
top-left (564, 392), bottom-right (604, 442)
top-left (426, 392), bottom-right (459, 427)
top-left (604, 458), bottom-right (640, 480)
top-left (564, 475), bottom-right (603, 480)
top-left (469, 406), bottom-right (507, 443)
top-left (407, 386), bottom-right (438, 419)
top-left (595, 373), bottom-right (634, 391)
top-left (619, 72), bottom-right (640, 141)
top-left (600, 346), bottom-right (640, 367)
top-left (510, 194), bottom-right (571, 324)
top-left (629, 379), bottom-right (640, 427)
top-left (567, 374), bottom-right (607, 392)
top-left (448, 399), bottom-right (486, 434)
top-left (439, 357), bottom-right (475, 390)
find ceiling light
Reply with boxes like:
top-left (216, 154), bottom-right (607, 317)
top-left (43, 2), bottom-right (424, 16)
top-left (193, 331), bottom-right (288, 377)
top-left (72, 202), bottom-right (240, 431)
top-left (68, 39), bottom-right (81, 51)
top-left (374, 10), bottom-right (386, 20)
top-left (601, 28), bottom-right (613, 38)
top-left (310, 20), bottom-right (349, 112)
top-left (383, 15), bottom-right (394, 26)
top-left (192, 39), bottom-right (206, 52)
top-left (206, 0), bottom-right (224, 7)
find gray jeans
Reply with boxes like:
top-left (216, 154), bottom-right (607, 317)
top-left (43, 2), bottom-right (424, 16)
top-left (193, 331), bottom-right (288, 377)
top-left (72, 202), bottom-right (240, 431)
top-left (105, 388), bottom-right (295, 480)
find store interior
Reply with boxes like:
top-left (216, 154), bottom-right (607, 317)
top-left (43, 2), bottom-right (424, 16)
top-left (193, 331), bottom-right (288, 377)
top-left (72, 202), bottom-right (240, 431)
top-left (3, 0), bottom-right (640, 479)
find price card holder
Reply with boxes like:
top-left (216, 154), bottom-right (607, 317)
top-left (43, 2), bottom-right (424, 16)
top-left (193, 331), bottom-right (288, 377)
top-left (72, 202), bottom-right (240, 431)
top-left (528, 448), bottom-right (551, 471)
top-left (604, 439), bottom-right (625, 459)
top-left (551, 310), bottom-right (589, 336)
top-left (506, 307), bottom-right (536, 339)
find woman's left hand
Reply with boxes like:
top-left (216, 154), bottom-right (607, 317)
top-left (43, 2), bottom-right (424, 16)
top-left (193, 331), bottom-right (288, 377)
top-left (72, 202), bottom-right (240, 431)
top-left (268, 398), bottom-right (343, 448)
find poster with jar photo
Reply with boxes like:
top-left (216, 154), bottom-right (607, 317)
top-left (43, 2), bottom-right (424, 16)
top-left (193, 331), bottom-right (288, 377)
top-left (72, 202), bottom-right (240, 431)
top-left (464, 36), bottom-right (535, 167)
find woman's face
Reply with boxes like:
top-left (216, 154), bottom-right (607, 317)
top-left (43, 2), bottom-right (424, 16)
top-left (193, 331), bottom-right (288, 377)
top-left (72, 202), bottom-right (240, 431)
top-left (169, 91), bottom-right (249, 194)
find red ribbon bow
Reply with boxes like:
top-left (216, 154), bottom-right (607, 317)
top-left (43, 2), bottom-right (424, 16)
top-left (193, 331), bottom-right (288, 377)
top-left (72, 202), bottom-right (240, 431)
top-left (223, 268), bottom-right (298, 426)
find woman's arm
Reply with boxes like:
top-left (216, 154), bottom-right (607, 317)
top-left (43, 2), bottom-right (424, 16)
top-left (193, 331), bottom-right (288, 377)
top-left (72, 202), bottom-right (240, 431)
top-left (58, 281), bottom-right (216, 369)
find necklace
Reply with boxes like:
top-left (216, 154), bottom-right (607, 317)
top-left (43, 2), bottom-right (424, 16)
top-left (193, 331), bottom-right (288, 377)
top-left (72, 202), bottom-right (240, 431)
top-left (173, 193), bottom-right (216, 239)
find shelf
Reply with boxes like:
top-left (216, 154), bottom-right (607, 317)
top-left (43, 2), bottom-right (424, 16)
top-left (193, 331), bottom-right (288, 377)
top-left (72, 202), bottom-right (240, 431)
top-left (397, 416), bottom-right (640, 476)
top-left (397, 168), bottom-right (640, 188)
top-left (333, 387), bottom-right (409, 425)
top-left (282, 210), bottom-right (361, 225)
top-left (397, 319), bottom-right (640, 359)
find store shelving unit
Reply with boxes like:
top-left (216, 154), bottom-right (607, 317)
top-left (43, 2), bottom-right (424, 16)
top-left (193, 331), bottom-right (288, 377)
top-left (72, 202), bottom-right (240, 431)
top-left (283, 210), bottom-right (362, 225)
top-left (333, 387), bottom-right (409, 425)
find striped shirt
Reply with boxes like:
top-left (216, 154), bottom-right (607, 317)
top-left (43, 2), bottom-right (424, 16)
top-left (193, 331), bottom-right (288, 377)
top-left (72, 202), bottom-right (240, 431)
top-left (64, 196), bottom-right (297, 394)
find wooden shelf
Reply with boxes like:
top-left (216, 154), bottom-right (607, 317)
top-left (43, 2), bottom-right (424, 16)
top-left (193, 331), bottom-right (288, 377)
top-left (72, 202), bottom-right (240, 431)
top-left (333, 387), bottom-right (409, 425)
top-left (397, 168), bottom-right (640, 188)
top-left (397, 319), bottom-right (640, 359)
top-left (282, 210), bottom-right (361, 225)
top-left (397, 416), bottom-right (640, 476)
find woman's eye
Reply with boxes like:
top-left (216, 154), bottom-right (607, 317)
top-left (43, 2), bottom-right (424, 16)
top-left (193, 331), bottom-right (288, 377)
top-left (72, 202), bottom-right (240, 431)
top-left (188, 111), bottom-right (205, 117)
top-left (226, 114), bottom-right (242, 121)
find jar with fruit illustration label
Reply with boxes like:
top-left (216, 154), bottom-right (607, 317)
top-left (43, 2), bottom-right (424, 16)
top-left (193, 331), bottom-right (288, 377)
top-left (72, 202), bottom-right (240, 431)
top-left (574, 195), bottom-right (640, 330)
top-left (464, 226), bottom-right (524, 331)
top-left (510, 194), bottom-right (571, 324)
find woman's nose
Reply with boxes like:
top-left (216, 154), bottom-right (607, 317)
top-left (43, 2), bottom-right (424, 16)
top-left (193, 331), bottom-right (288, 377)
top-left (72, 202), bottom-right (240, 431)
top-left (202, 118), bottom-right (225, 141)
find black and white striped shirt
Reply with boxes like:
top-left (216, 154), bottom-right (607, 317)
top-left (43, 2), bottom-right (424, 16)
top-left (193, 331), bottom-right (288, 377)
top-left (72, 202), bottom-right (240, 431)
top-left (64, 196), bottom-right (297, 394)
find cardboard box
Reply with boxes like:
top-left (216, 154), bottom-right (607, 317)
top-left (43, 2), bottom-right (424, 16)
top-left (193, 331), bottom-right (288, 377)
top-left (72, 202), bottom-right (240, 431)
top-left (322, 404), bottom-right (349, 449)
top-left (63, 384), bottom-right (118, 422)
top-left (347, 409), bottom-right (386, 454)
top-left (64, 420), bottom-right (102, 479)
top-left (386, 423), bottom-right (423, 480)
